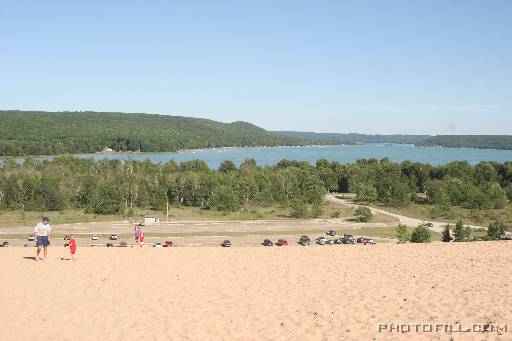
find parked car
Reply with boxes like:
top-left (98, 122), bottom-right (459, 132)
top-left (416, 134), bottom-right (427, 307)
top-left (426, 222), bottom-right (434, 228)
top-left (164, 240), bottom-right (174, 247)
top-left (299, 235), bottom-right (310, 246)
top-left (326, 230), bottom-right (336, 236)
top-left (357, 237), bottom-right (377, 245)
top-left (317, 236), bottom-right (327, 245)
top-left (109, 234), bottom-right (118, 240)
top-left (342, 234), bottom-right (355, 244)
top-left (221, 240), bottom-right (231, 247)
top-left (334, 238), bottom-right (343, 244)
top-left (276, 239), bottom-right (288, 246)
top-left (91, 234), bottom-right (99, 241)
top-left (263, 239), bottom-right (274, 246)
top-left (119, 241), bottom-right (128, 247)
top-left (153, 241), bottom-right (162, 248)
top-left (27, 235), bottom-right (35, 241)
top-left (106, 242), bottom-right (114, 247)
top-left (501, 231), bottom-right (512, 240)
top-left (1, 241), bottom-right (9, 247)
top-left (327, 239), bottom-right (335, 245)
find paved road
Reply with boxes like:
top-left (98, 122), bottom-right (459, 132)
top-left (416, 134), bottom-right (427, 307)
top-left (326, 194), bottom-right (485, 233)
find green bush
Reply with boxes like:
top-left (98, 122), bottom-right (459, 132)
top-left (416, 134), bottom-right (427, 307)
top-left (441, 224), bottom-right (453, 242)
top-left (395, 223), bottom-right (410, 243)
top-left (486, 221), bottom-right (505, 240)
top-left (354, 206), bottom-right (373, 222)
top-left (410, 224), bottom-right (432, 243)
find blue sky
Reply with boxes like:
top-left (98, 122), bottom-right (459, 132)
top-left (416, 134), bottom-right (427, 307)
top-left (1, 0), bottom-right (511, 134)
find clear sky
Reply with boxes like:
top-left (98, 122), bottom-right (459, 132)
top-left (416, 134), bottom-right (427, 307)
top-left (1, 0), bottom-right (511, 134)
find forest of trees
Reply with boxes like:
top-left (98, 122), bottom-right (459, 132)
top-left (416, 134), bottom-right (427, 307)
top-left (275, 131), bottom-right (430, 144)
top-left (0, 156), bottom-right (511, 219)
top-left (0, 110), bottom-right (312, 156)
top-left (277, 131), bottom-right (512, 150)
top-left (416, 135), bottom-right (512, 150)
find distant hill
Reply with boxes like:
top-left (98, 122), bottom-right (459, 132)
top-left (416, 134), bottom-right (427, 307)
top-left (275, 131), bottom-right (512, 150)
top-left (0, 110), bottom-right (311, 156)
top-left (416, 135), bottom-right (512, 150)
top-left (274, 131), bottom-right (431, 144)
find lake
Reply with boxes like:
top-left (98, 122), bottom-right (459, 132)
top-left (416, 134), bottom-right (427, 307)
top-left (29, 144), bottom-right (512, 168)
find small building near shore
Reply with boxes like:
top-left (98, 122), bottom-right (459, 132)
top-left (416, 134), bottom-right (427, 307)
top-left (143, 216), bottom-right (160, 224)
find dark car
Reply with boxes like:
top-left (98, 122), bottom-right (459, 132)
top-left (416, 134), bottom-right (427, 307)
top-left (276, 239), bottom-right (288, 246)
top-left (221, 240), bottom-right (231, 247)
top-left (106, 242), bottom-right (114, 247)
top-left (299, 235), bottom-right (310, 246)
top-left (426, 222), bottom-right (434, 228)
top-left (0, 241), bottom-right (9, 247)
top-left (263, 239), bottom-right (274, 246)
top-left (342, 234), bottom-right (356, 244)
top-left (334, 238), bottom-right (343, 244)
top-left (326, 230), bottom-right (336, 236)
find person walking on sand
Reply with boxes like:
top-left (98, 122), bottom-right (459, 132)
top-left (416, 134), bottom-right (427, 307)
top-left (65, 235), bottom-right (77, 261)
top-left (34, 216), bottom-right (52, 261)
top-left (134, 225), bottom-right (142, 247)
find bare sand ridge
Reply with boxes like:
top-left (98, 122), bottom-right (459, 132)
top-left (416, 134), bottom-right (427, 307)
top-left (1, 242), bottom-right (511, 340)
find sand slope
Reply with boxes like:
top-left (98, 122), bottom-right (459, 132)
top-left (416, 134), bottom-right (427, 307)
top-left (1, 242), bottom-right (511, 340)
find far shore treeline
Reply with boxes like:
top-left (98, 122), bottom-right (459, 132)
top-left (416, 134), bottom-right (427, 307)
top-left (0, 156), bottom-right (511, 216)
top-left (0, 110), bottom-right (313, 156)
top-left (1, 111), bottom-right (512, 157)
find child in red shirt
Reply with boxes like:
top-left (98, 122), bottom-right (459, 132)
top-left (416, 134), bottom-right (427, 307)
top-left (67, 235), bottom-right (77, 261)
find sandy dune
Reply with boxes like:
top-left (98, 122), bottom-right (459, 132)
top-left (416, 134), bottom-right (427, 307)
top-left (1, 242), bottom-right (511, 340)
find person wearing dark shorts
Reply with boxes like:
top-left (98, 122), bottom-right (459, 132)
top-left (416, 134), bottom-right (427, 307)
top-left (34, 216), bottom-right (52, 261)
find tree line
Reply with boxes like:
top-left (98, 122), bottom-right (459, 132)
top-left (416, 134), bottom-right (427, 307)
top-left (0, 157), bottom-right (511, 217)
top-left (0, 110), bottom-right (312, 156)
top-left (416, 135), bottom-right (512, 150)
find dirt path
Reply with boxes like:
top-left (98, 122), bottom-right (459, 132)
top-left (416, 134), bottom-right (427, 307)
top-left (326, 194), bottom-right (485, 233)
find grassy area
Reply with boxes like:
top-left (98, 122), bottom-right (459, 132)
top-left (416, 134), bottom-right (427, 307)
top-left (0, 209), bottom-right (130, 227)
top-left (0, 199), bottom-right (399, 228)
top-left (379, 203), bottom-right (512, 228)
top-left (0, 202), bottom-right (359, 227)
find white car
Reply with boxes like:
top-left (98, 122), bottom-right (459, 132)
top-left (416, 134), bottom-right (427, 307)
top-left (153, 241), bottom-right (162, 248)
top-left (109, 234), bottom-right (118, 240)
top-left (317, 237), bottom-right (327, 245)
top-left (91, 234), bottom-right (99, 241)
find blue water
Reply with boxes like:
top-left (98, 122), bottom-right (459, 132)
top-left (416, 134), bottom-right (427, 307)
top-left (23, 144), bottom-right (512, 169)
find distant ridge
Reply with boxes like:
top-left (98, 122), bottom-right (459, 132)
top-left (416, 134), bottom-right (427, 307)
top-left (274, 131), bottom-right (431, 144)
top-left (275, 131), bottom-right (512, 150)
top-left (0, 110), bottom-right (313, 156)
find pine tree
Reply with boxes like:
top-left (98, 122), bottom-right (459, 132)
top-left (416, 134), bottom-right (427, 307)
top-left (441, 224), bottom-right (453, 242)
top-left (395, 224), bottom-right (410, 243)
top-left (453, 220), bottom-right (465, 242)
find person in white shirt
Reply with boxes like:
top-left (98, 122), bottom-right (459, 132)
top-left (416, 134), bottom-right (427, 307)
top-left (34, 216), bottom-right (52, 261)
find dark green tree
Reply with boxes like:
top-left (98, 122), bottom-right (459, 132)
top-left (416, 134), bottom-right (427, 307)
top-left (453, 220), bottom-right (465, 242)
top-left (410, 224), bottom-right (432, 243)
top-left (486, 222), bottom-right (505, 240)
top-left (441, 224), bottom-right (453, 242)
top-left (395, 223), bottom-right (410, 243)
